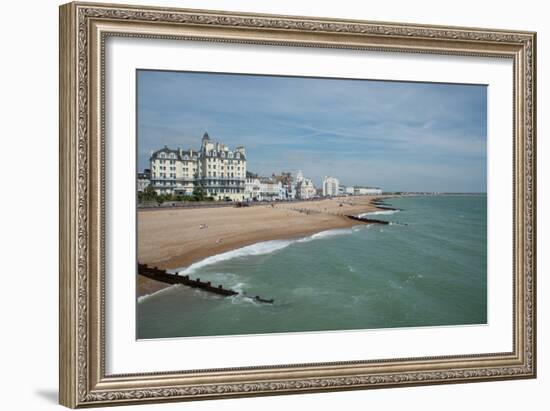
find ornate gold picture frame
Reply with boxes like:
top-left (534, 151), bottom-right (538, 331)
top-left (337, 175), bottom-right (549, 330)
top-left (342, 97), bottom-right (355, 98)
top-left (59, 1), bottom-right (536, 408)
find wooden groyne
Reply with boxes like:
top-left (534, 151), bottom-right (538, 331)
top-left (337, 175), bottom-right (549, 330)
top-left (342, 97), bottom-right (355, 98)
top-left (346, 214), bottom-right (407, 226)
top-left (371, 199), bottom-right (400, 211)
top-left (138, 263), bottom-right (274, 304)
top-left (346, 215), bottom-right (391, 225)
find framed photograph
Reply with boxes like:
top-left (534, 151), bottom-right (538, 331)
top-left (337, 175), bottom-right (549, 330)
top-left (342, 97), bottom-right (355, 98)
top-left (59, 1), bottom-right (536, 408)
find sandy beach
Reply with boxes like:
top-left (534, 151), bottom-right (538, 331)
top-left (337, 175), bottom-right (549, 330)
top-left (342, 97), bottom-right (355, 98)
top-left (137, 196), bottom-right (388, 296)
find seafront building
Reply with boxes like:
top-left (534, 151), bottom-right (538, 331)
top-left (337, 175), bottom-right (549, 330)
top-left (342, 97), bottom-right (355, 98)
top-left (149, 132), bottom-right (247, 200)
top-left (244, 172), bottom-right (261, 201)
top-left (244, 173), bottom-right (289, 201)
top-left (345, 186), bottom-right (383, 196)
top-left (137, 169), bottom-right (151, 192)
top-left (295, 170), bottom-right (317, 200)
top-left (259, 178), bottom-right (283, 201)
top-left (322, 176), bottom-right (340, 197)
top-left (272, 172), bottom-right (295, 200)
top-left (197, 132), bottom-right (247, 200)
top-left (149, 147), bottom-right (198, 195)
top-left (298, 179), bottom-right (316, 199)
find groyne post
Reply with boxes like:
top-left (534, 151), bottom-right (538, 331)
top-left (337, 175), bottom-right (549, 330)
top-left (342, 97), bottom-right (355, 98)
top-left (137, 263), bottom-right (274, 303)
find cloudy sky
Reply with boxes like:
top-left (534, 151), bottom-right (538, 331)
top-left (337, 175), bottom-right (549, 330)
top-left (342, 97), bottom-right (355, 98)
top-left (137, 70), bottom-right (487, 192)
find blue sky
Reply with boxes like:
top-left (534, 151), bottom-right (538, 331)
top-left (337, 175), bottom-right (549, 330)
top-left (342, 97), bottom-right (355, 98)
top-left (137, 70), bottom-right (487, 192)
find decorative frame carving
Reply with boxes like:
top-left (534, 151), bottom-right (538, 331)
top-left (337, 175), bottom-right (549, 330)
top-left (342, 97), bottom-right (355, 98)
top-left (59, 1), bottom-right (536, 408)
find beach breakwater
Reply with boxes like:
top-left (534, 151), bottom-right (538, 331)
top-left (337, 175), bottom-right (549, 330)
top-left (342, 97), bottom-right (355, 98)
top-left (346, 215), bottom-right (390, 225)
top-left (138, 263), bottom-right (274, 303)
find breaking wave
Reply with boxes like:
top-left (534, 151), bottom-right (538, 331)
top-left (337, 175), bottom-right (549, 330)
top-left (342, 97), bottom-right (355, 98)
top-left (358, 210), bottom-right (399, 218)
top-left (137, 284), bottom-right (179, 303)
top-left (178, 228), bottom-right (354, 275)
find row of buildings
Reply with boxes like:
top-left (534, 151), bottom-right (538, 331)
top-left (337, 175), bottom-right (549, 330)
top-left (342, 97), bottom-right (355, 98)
top-left (242, 170), bottom-right (317, 202)
top-left (139, 133), bottom-right (381, 201)
top-left (320, 176), bottom-right (382, 197)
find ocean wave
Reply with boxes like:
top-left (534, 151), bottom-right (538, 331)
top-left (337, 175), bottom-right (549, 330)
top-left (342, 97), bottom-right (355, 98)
top-left (178, 228), bottom-right (354, 275)
top-left (137, 284), bottom-right (179, 303)
top-left (301, 228), bottom-right (353, 241)
top-left (228, 283), bottom-right (266, 306)
top-left (231, 282), bottom-right (247, 294)
top-left (358, 210), bottom-right (399, 218)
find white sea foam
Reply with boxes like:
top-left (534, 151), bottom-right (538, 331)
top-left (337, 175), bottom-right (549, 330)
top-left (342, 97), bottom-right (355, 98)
top-left (405, 273), bottom-right (425, 283)
top-left (178, 228), bottom-right (354, 275)
top-left (358, 209), bottom-right (399, 218)
top-left (228, 283), bottom-right (264, 306)
top-left (232, 282), bottom-right (247, 294)
top-left (299, 227), bottom-right (353, 242)
top-left (137, 284), bottom-right (179, 303)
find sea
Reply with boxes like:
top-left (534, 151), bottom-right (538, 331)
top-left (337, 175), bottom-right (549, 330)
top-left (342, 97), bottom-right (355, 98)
top-left (137, 195), bottom-right (487, 339)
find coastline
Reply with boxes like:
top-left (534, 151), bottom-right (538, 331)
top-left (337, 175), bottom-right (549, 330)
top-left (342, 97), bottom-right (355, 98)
top-left (137, 195), bottom-right (390, 298)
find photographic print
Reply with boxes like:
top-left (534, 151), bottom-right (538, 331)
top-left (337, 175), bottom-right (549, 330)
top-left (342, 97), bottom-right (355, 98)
top-left (59, 4), bottom-right (536, 405)
top-left (136, 70), bottom-right (487, 339)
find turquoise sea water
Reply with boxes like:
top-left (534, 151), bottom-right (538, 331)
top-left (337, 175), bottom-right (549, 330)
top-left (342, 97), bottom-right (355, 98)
top-left (137, 195), bottom-right (487, 339)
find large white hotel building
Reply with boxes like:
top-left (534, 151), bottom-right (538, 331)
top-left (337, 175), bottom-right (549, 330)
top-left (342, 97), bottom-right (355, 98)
top-left (149, 132), bottom-right (247, 201)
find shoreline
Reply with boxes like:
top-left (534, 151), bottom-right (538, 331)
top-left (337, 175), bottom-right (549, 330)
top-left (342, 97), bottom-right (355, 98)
top-left (137, 195), bottom-right (391, 298)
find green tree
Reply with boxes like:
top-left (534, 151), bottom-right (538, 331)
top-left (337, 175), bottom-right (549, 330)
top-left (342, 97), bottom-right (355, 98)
top-left (138, 185), bottom-right (158, 203)
top-left (192, 182), bottom-right (206, 201)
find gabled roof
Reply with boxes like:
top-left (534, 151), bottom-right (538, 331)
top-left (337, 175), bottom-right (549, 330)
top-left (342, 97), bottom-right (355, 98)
top-left (201, 149), bottom-right (246, 161)
top-left (150, 134), bottom-right (246, 161)
top-left (150, 146), bottom-right (179, 158)
top-left (150, 146), bottom-right (197, 161)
